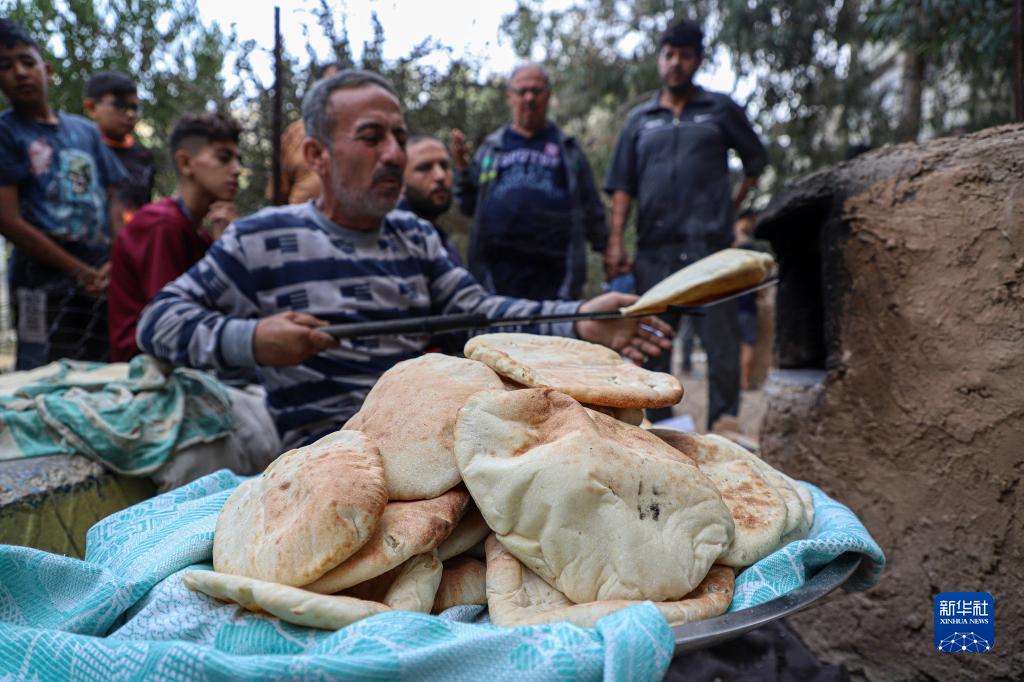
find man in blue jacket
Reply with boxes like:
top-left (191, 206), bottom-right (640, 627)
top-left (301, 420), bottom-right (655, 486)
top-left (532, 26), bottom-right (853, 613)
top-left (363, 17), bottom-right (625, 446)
top-left (453, 64), bottom-right (607, 300)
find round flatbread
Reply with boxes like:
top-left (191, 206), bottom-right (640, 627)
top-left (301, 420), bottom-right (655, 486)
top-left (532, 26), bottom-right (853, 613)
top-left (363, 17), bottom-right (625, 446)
top-left (382, 551), bottom-right (443, 613)
top-left (432, 556), bottom-right (487, 613)
top-left (437, 504), bottom-right (490, 561)
top-left (182, 570), bottom-right (390, 631)
top-left (213, 430), bottom-right (387, 586)
top-left (464, 333), bottom-right (682, 409)
top-left (484, 536), bottom-right (734, 627)
top-left (345, 353), bottom-right (505, 500)
top-left (583, 403), bottom-right (645, 426)
top-left (304, 487), bottom-right (470, 594)
top-left (647, 428), bottom-right (789, 567)
top-left (455, 388), bottom-right (733, 603)
top-left (621, 248), bottom-right (775, 315)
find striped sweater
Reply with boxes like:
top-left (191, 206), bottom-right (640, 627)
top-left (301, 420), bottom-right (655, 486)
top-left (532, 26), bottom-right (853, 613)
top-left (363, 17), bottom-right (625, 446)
top-left (136, 202), bottom-right (580, 448)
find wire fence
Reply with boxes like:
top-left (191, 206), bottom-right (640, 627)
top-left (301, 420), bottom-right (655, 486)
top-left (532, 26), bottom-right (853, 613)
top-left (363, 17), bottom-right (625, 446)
top-left (0, 238), bottom-right (19, 372)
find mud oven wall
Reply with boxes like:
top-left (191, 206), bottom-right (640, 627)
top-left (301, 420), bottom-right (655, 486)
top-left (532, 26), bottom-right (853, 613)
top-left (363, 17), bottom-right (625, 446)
top-left (755, 124), bottom-right (1023, 681)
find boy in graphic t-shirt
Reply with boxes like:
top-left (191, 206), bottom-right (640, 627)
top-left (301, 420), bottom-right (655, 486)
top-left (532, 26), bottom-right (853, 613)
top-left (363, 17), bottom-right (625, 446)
top-left (84, 70), bottom-right (155, 223)
top-left (0, 19), bottom-right (127, 369)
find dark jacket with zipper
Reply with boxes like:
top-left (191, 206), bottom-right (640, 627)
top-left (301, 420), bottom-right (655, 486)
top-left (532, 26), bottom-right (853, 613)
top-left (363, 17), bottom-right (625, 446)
top-left (455, 123), bottom-right (608, 299)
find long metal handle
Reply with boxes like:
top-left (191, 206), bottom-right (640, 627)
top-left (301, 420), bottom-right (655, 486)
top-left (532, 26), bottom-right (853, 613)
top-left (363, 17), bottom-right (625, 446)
top-left (321, 277), bottom-right (778, 341)
top-left (321, 312), bottom-right (490, 340)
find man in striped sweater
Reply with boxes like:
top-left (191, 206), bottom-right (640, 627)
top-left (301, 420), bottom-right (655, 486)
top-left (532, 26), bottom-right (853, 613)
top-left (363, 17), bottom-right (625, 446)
top-left (137, 70), bottom-right (672, 449)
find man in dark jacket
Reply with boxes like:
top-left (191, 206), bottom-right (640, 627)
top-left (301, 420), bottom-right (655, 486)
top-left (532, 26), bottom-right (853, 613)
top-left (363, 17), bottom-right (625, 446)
top-left (453, 64), bottom-right (607, 300)
top-left (604, 19), bottom-right (768, 428)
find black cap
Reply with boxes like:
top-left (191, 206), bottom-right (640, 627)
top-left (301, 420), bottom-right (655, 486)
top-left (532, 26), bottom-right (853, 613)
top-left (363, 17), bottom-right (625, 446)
top-left (660, 19), bottom-right (703, 53)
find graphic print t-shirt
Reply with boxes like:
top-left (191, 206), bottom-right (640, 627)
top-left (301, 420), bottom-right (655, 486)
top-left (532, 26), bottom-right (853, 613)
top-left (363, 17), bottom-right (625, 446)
top-left (480, 125), bottom-right (573, 260)
top-left (0, 111), bottom-right (127, 284)
top-left (108, 139), bottom-right (155, 213)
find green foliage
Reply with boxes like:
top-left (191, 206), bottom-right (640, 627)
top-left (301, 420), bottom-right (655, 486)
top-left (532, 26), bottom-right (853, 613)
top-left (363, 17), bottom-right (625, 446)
top-left (1, 0), bottom-right (240, 200)
top-left (2, 0), bottom-right (1013, 244)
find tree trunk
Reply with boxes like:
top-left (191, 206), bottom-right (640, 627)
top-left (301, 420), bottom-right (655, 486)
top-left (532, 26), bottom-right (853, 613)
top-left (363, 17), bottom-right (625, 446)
top-left (896, 47), bottom-right (925, 141)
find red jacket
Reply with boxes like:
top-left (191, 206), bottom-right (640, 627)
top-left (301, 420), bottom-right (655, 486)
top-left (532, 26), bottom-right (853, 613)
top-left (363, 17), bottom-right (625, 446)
top-left (107, 197), bottom-right (213, 361)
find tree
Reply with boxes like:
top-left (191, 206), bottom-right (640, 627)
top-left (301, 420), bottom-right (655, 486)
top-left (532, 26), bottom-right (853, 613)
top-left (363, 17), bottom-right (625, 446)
top-left (1, 0), bottom-right (240, 200)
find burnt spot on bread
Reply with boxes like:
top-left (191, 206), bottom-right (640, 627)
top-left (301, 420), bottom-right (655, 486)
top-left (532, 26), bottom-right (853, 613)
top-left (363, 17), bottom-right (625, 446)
top-left (279, 481), bottom-right (291, 491)
top-left (384, 534), bottom-right (399, 549)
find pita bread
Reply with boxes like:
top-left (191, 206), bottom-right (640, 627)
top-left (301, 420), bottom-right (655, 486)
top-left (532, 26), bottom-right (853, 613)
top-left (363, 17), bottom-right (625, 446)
top-left (485, 536), bottom-right (734, 627)
top-left (771, 470), bottom-right (814, 545)
top-left (621, 248), bottom-right (775, 315)
top-left (213, 430), bottom-right (387, 586)
top-left (464, 333), bottom-right (682, 408)
top-left (382, 551), bottom-right (443, 612)
top-left (344, 354), bottom-right (505, 500)
top-left (304, 487), bottom-right (470, 594)
top-left (455, 388), bottom-right (733, 602)
top-left (182, 570), bottom-right (390, 631)
top-left (646, 428), bottom-right (789, 567)
top-left (432, 556), bottom-right (487, 613)
top-left (437, 504), bottom-right (490, 561)
top-left (340, 565), bottom-right (401, 602)
top-left (583, 403), bottom-right (645, 426)
top-left (650, 429), bottom-right (815, 561)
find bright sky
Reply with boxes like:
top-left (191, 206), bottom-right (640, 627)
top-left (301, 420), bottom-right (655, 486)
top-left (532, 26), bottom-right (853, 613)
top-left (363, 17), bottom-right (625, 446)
top-left (195, 0), bottom-right (751, 98)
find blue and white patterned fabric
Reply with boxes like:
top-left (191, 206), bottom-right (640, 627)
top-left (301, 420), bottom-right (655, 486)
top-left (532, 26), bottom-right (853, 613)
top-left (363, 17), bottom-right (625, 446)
top-left (0, 472), bottom-right (884, 681)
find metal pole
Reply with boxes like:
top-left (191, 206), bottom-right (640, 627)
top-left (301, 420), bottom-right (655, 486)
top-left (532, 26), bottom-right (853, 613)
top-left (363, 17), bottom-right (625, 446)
top-left (1015, 0), bottom-right (1024, 121)
top-left (272, 6), bottom-right (284, 205)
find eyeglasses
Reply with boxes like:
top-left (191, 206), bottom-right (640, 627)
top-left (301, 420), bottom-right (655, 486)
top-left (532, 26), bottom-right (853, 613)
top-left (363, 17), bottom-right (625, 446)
top-left (510, 86), bottom-right (549, 98)
top-left (99, 98), bottom-right (142, 114)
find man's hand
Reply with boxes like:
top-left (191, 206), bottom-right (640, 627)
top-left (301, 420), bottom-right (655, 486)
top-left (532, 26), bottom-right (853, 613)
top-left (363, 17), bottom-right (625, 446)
top-left (254, 311), bottom-right (338, 366)
top-left (574, 292), bottom-right (673, 363)
top-left (603, 240), bottom-right (633, 280)
top-left (450, 128), bottom-right (472, 171)
top-left (76, 262), bottom-right (108, 295)
top-left (204, 201), bottom-right (237, 240)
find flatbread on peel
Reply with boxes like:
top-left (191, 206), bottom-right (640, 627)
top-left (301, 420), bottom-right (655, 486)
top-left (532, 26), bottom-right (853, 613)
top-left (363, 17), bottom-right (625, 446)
top-left (464, 333), bottom-right (682, 408)
top-left (382, 551), bottom-right (442, 613)
top-left (455, 388), bottom-right (733, 603)
top-left (345, 353), bottom-right (505, 500)
top-left (432, 555), bottom-right (487, 613)
top-left (621, 248), bottom-right (775, 315)
top-left (646, 428), bottom-right (788, 567)
top-left (304, 487), bottom-right (470, 594)
top-left (213, 430), bottom-right (387, 586)
top-left (484, 536), bottom-right (734, 627)
top-left (182, 570), bottom-right (390, 631)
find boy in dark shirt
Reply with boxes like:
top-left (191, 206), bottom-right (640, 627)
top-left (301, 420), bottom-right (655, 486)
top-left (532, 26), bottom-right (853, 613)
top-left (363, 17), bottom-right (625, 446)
top-left (0, 19), bottom-right (127, 369)
top-left (84, 70), bottom-right (155, 223)
top-left (107, 112), bottom-right (241, 361)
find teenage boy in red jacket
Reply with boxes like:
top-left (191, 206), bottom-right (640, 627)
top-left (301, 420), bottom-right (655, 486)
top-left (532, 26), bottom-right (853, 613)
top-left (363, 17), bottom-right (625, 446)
top-left (107, 112), bottom-right (241, 361)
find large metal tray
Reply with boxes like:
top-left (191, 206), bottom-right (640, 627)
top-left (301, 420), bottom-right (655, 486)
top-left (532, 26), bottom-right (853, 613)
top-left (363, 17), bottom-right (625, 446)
top-left (672, 552), bottom-right (862, 655)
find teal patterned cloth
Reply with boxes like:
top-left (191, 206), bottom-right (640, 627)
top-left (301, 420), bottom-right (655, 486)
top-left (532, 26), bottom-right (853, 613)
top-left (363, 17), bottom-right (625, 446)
top-left (729, 483), bottom-right (885, 611)
top-left (0, 356), bottom-right (232, 474)
top-left (0, 472), bottom-right (884, 681)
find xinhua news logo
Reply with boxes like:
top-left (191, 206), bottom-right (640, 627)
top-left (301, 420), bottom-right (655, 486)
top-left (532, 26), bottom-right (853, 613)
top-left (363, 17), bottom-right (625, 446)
top-left (934, 592), bottom-right (994, 653)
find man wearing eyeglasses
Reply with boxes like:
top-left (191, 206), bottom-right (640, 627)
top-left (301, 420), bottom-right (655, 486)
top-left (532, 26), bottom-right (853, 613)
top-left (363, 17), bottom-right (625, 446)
top-left (452, 64), bottom-right (607, 300)
top-left (84, 71), bottom-right (155, 224)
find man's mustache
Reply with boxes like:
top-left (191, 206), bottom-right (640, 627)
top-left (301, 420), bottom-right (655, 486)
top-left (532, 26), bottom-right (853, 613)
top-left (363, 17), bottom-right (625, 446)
top-left (373, 166), bottom-right (403, 185)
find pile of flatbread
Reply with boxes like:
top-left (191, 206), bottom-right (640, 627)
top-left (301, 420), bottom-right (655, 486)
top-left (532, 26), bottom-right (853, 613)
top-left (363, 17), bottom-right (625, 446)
top-left (184, 329), bottom-right (812, 632)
